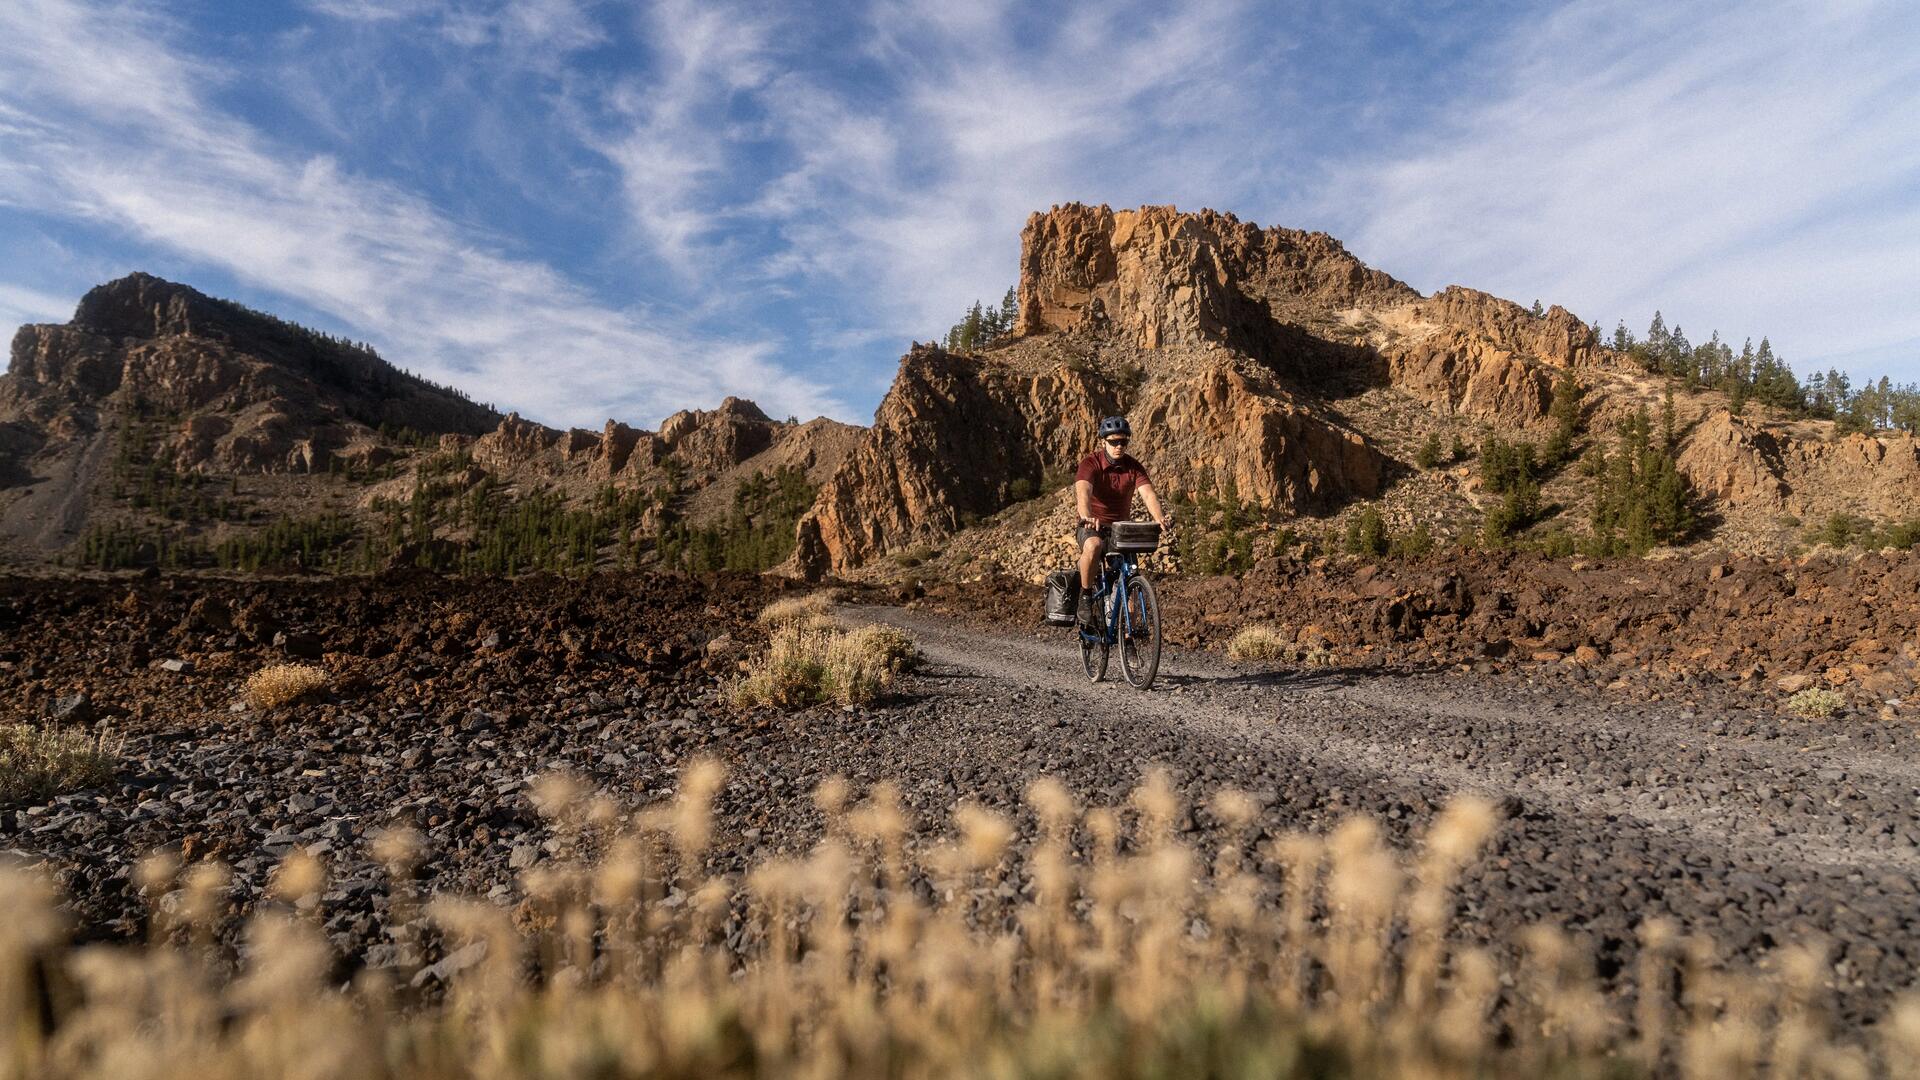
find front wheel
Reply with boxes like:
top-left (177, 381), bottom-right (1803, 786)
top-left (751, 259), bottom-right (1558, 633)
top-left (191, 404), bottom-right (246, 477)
top-left (1081, 634), bottom-right (1109, 682)
top-left (1119, 573), bottom-right (1161, 689)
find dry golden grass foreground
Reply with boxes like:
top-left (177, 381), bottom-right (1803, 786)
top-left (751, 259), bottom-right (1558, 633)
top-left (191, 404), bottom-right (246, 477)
top-left (5, 763), bottom-right (1920, 1079)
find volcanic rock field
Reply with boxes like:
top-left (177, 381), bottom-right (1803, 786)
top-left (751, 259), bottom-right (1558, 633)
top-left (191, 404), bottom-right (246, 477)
top-left (4, 558), bottom-right (1919, 1033)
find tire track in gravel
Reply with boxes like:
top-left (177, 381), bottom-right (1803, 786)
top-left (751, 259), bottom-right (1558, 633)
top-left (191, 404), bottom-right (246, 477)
top-left (844, 605), bottom-right (1920, 1027)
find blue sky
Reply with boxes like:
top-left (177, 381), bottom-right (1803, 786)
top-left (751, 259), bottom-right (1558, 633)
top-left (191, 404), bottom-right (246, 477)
top-left (1, 0), bottom-right (1915, 429)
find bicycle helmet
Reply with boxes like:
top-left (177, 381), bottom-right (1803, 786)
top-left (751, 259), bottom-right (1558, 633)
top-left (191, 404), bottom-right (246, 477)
top-left (1098, 416), bottom-right (1132, 439)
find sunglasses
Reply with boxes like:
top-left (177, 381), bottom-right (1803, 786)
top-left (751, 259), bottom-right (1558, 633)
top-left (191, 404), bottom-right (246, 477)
top-left (1105, 436), bottom-right (1130, 445)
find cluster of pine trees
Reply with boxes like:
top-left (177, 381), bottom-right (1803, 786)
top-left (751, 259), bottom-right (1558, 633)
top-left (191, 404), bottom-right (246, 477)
top-left (1172, 472), bottom-right (1257, 574)
top-left (108, 409), bottom-right (246, 523)
top-left (1341, 508), bottom-right (1433, 558)
top-left (660, 463), bottom-right (817, 572)
top-left (657, 466), bottom-right (816, 573)
top-left (1611, 313), bottom-right (1920, 433)
top-left (1582, 396), bottom-right (1695, 555)
top-left (939, 289), bottom-right (1018, 353)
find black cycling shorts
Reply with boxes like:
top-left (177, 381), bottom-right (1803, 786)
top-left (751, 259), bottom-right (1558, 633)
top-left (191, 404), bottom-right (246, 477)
top-left (1076, 523), bottom-right (1112, 546)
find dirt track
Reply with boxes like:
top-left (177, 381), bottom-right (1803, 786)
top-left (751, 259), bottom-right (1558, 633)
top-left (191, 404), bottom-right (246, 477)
top-left (842, 604), bottom-right (1920, 1030)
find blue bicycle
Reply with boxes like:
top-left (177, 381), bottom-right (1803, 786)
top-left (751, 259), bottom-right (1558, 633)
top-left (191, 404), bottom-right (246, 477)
top-left (1079, 526), bottom-right (1163, 689)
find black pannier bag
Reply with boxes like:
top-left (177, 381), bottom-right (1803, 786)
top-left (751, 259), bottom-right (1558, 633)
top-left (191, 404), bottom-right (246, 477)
top-left (1043, 569), bottom-right (1079, 626)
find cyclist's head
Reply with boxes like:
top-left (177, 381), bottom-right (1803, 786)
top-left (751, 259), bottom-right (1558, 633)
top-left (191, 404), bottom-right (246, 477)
top-left (1098, 415), bottom-right (1131, 457)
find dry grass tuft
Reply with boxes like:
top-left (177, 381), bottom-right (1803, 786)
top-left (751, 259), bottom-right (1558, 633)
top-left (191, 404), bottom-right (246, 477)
top-left (0, 723), bottom-right (118, 801)
top-left (4, 762), bottom-right (1913, 1078)
top-left (734, 622), bottom-right (918, 710)
top-left (243, 663), bottom-right (330, 709)
top-left (1786, 686), bottom-right (1846, 719)
top-left (824, 624), bottom-right (918, 704)
top-left (756, 590), bottom-right (840, 628)
top-left (1227, 624), bottom-right (1292, 661)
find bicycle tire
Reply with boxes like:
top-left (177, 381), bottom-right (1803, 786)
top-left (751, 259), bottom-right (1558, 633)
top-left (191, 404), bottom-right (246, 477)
top-left (1082, 634), bottom-right (1108, 682)
top-left (1120, 573), bottom-right (1161, 689)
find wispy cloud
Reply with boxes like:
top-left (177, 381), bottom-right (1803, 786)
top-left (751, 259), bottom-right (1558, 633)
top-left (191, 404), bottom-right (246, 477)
top-left (0, 282), bottom-right (74, 332)
top-left (304, 0), bottom-right (607, 52)
top-left (587, 0), bottom-right (1264, 351)
top-left (0, 0), bottom-right (840, 427)
top-left (1329, 0), bottom-right (1920, 375)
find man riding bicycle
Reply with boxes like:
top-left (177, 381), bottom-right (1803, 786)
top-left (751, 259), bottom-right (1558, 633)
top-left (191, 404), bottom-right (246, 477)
top-left (1075, 416), bottom-right (1172, 632)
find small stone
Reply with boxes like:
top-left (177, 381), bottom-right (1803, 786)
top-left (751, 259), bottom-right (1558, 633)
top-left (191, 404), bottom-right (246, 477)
top-left (411, 940), bottom-right (488, 988)
top-left (1776, 673), bottom-right (1814, 693)
top-left (509, 844), bottom-right (540, 871)
top-left (275, 631), bottom-right (324, 660)
top-left (49, 693), bottom-right (93, 723)
top-left (157, 659), bottom-right (193, 674)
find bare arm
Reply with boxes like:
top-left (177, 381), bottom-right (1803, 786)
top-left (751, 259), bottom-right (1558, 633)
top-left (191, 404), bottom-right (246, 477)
top-left (1138, 482), bottom-right (1169, 527)
top-left (1075, 478), bottom-right (1094, 523)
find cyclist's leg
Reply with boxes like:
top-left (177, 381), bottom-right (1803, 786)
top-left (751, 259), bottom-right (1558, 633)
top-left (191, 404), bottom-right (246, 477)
top-left (1076, 525), bottom-right (1103, 590)
top-left (1076, 526), bottom-right (1105, 631)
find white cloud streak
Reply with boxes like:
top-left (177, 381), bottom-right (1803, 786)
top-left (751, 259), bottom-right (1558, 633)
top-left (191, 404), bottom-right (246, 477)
top-left (590, 0), bottom-right (1263, 360)
top-left (0, 282), bottom-right (75, 333)
top-left (1330, 0), bottom-right (1920, 377)
top-left (0, 0), bottom-right (841, 427)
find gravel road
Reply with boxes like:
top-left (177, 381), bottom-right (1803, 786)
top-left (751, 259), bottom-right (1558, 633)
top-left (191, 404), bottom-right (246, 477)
top-left (842, 604), bottom-right (1920, 1029)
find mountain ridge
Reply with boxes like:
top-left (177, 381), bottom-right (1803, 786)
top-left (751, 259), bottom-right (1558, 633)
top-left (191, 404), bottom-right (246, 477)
top-left (4, 207), bottom-right (1917, 576)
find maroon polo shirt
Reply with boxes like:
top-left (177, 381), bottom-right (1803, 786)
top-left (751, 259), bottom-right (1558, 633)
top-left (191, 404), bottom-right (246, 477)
top-left (1076, 451), bottom-right (1150, 524)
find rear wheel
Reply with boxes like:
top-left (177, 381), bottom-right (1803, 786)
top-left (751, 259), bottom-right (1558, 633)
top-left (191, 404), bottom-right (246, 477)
top-left (1120, 573), bottom-right (1161, 689)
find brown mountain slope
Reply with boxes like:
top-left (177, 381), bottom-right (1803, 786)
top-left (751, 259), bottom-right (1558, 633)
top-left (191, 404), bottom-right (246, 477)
top-left (1, 273), bottom-right (500, 553)
top-left (0, 275), bottom-right (848, 571)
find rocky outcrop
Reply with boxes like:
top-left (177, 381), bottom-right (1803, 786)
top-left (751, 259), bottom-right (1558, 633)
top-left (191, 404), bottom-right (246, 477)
top-left (1136, 363), bottom-right (1386, 509)
top-left (1678, 411), bottom-right (1920, 521)
top-left (795, 349), bottom-right (1394, 579)
top-left (1385, 335), bottom-right (1555, 427)
top-left (658, 397), bottom-right (779, 479)
top-left (795, 348), bottom-right (1128, 577)
top-left (1017, 204), bottom-right (1418, 348)
top-left (1414, 287), bottom-right (1598, 369)
top-left (1, 274), bottom-right (505, 550)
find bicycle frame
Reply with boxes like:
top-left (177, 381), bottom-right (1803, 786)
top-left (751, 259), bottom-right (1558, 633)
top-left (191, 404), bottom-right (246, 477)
top-left (1077, 551), bottom-right (1138, 647)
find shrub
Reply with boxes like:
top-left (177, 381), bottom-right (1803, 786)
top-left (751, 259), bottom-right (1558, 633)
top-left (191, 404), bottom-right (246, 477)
top-left (735, 623), bottom-right (918, 709)
top-left (756, 591), bottom-right (839, 628)
top-left (1226, 625), bottom-right (1291, 661)
top-left (0, 724), bottom-right (118, 801)
top-left (1415, 433), bottom-right (1442, 470)
top-left (732, 625), bottom-right (834, 709)
top-left (1390, 522), bottom-right (1435, 558)
top-left (244, 664), bottom-right (329, 709)
top-left (823, 624), bottom-right (919, 705)
top-left (1343, 508), bottom-right (1389, 556)
top-left (1786, 686), bottom-right (1845, 719)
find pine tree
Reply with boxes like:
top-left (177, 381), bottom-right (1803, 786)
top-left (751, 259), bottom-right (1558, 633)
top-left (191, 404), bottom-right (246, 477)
top-left (1530, 299), bottom-right (1545, 317)
top-left (1543, 369), bottom-right (1584, 466)
top-left (1644, 311), bottom-right (1670, 368)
